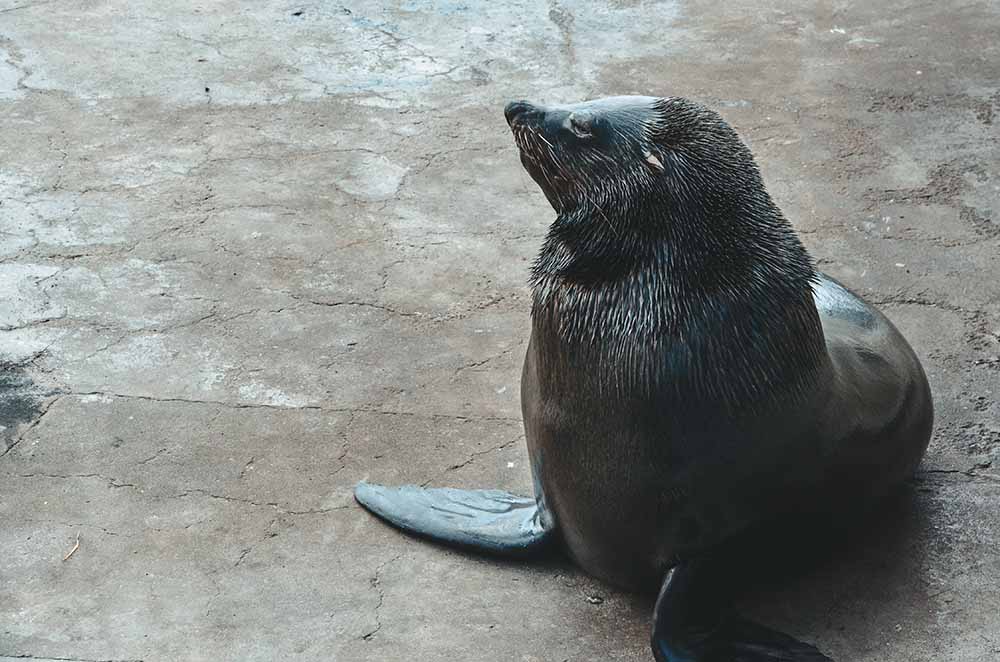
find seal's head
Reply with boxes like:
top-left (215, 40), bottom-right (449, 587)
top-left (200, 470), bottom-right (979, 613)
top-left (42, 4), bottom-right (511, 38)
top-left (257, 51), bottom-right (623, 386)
top-left (505, 95), bottom-right (814, 288)
top-left (505, 95), bottom-right (760, 220)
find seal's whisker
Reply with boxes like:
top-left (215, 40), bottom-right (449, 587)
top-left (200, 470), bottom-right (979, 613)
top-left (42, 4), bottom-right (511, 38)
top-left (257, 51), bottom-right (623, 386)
top-left (579, 186), bottom-right (618, 237)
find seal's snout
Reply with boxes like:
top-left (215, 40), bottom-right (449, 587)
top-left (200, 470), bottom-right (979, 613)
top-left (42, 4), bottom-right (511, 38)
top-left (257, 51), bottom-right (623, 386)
top-left (504, 100), bottom-right (534, 126)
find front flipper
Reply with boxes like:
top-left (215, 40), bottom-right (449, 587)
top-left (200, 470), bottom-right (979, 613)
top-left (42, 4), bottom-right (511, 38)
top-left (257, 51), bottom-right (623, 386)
top-left (355, 481), bottom-right (555, 556)
top-left (652, 562), bottom-right (833, 662)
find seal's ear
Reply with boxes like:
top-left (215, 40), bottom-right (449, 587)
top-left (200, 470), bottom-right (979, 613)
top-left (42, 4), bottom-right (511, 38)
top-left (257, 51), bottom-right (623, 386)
top-left (643, 97), bottom-right (676, 171)
top-left (643, 148), bottom-right (665, 174)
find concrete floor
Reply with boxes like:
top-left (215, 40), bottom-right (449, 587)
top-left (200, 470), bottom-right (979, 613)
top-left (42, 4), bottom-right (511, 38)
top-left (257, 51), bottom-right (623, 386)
top-left (1, 1), bottom-right (998, 660)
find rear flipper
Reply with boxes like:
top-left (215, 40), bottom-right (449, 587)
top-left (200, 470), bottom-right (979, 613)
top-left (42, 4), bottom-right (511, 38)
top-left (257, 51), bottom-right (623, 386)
top-left (652, 562), bottom-right (833, 662)
top-left (355, 481), bottom-right (556, 556)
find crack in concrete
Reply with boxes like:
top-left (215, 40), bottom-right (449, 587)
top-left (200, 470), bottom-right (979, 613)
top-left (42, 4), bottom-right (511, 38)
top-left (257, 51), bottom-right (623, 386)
top-left (171, 30), bottom-right (228, 60)
top-left (420, 433), bottom-right (524, 487)
top-left (15, 515), bottom-right (213, 538)
top-left (47, 133), bottom-right (69, 191)
top-left (293, 295), bottom-right (420, 318)
top-left (232, 517), bottom-right (279, 567)
top-left (394, 146), bottom-right (485, 195)
top-left (913, 468), bottom-right (1000, 483)
top-left (15, 472), bottom-right (138, 489)
top-left (5, 389), bottom-right (523, 423)
top-left (238, 455), bottom-right (255, 480)
top-left (843, 220), bottom-right (997, 249)
top-left (283, 505), bottom-right (352, 515)
top-left (233, 545), bottom-right (253, 567)
top-left (16, 518), bottom-right (124, 537)
top-left (341, 408), bottom-right (521, 424)
top-left (169, 488), bottom-right (351, 517)
top-left (0, 247), bottom-right (135, 265)
top-left (136, 448), bottom-right (168, 465)
top-left (171, 488), bottom-right (280, 509)
top-left (360, 553), bottom-right (404, 642)
top-left (373, 259), bottom-right (404, 297)
top-left (0, 314), bottom-right (67, 332)
top-left (844, 226), bottom-right (995, 248)
top-left (68, 390), bottom-right (324, 412)
top-left (77, 332), bottom-right (130, 363)
top-left (257, 274), bottom-right (520, 330)
top-left (17, 307), bottom-right (286, 363)
top-left (862, 289), bottom-right (979, 317)
top-left (1, 345), bottom-right (52, 371)
top-left (0, 655), bottom-right (143, 662)
top-left (428, 292), bottom-right (521, 323)
top-left (0, 264), bottom-right (69, 332)
top-left (0, 34), bottom-right (30, 97)
top-left (451, 342), bottom-right (517, 379)
top-left (0, 0), bottom-right (60, 13)
top-left (0, 393), bottom-right (64, 458)
top-left (330, 408), bottom-right (358, 481)
top-left (342, 6), bottom-right (439, 65)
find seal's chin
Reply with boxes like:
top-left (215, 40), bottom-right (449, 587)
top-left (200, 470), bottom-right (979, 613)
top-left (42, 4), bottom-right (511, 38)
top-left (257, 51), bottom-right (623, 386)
top-left (508, 114), bottom-right (573, 214)
top-left (517, 150), bottom-right (565, 214)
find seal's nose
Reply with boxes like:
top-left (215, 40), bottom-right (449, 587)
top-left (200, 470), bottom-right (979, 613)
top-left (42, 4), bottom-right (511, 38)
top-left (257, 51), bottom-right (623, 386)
top-left (504, 100), bottom-right (533, 125)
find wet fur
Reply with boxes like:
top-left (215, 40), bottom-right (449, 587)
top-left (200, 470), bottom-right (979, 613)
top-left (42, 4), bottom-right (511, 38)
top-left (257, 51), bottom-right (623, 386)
top-left (514, 97), bottom-right (826, 409)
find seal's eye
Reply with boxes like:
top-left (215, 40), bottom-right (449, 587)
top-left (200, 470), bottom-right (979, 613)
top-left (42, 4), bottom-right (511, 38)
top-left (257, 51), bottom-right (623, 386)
top-left (568, 113), bottom-right (593, 139)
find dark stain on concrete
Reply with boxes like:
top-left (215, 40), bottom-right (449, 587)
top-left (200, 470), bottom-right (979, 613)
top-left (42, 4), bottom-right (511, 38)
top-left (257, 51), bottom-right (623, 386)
top-left (960, 205), bottom-right (998, 238)
top-left (868, 89), bottom-right (999, 126)
top-left (0, 360), bottom-right (43, 452)
top-left (864, 159), bottom-right (989, 210)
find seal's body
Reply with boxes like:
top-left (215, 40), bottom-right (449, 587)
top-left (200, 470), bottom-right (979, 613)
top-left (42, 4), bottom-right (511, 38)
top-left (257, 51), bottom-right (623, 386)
top-left (524, 272), bottom-right (930, 592)
top-left (356, 96), bottom-right (933, 662)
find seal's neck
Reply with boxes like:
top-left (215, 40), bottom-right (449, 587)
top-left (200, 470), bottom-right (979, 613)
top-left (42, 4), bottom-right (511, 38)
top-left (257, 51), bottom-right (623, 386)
top-left (532, 187), bottom-right (812, 285)
top-left (528, 201), bottom-right (827, 407)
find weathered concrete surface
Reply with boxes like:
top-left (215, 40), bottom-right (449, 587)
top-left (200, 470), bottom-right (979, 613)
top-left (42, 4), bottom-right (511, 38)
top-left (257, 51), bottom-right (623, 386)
top-left (1, 1), bottom-right (997, 660)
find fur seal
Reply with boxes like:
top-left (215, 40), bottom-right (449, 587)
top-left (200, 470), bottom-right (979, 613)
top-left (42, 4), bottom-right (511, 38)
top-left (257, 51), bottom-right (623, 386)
top-left (356, 95), bottom-right (933, 661)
